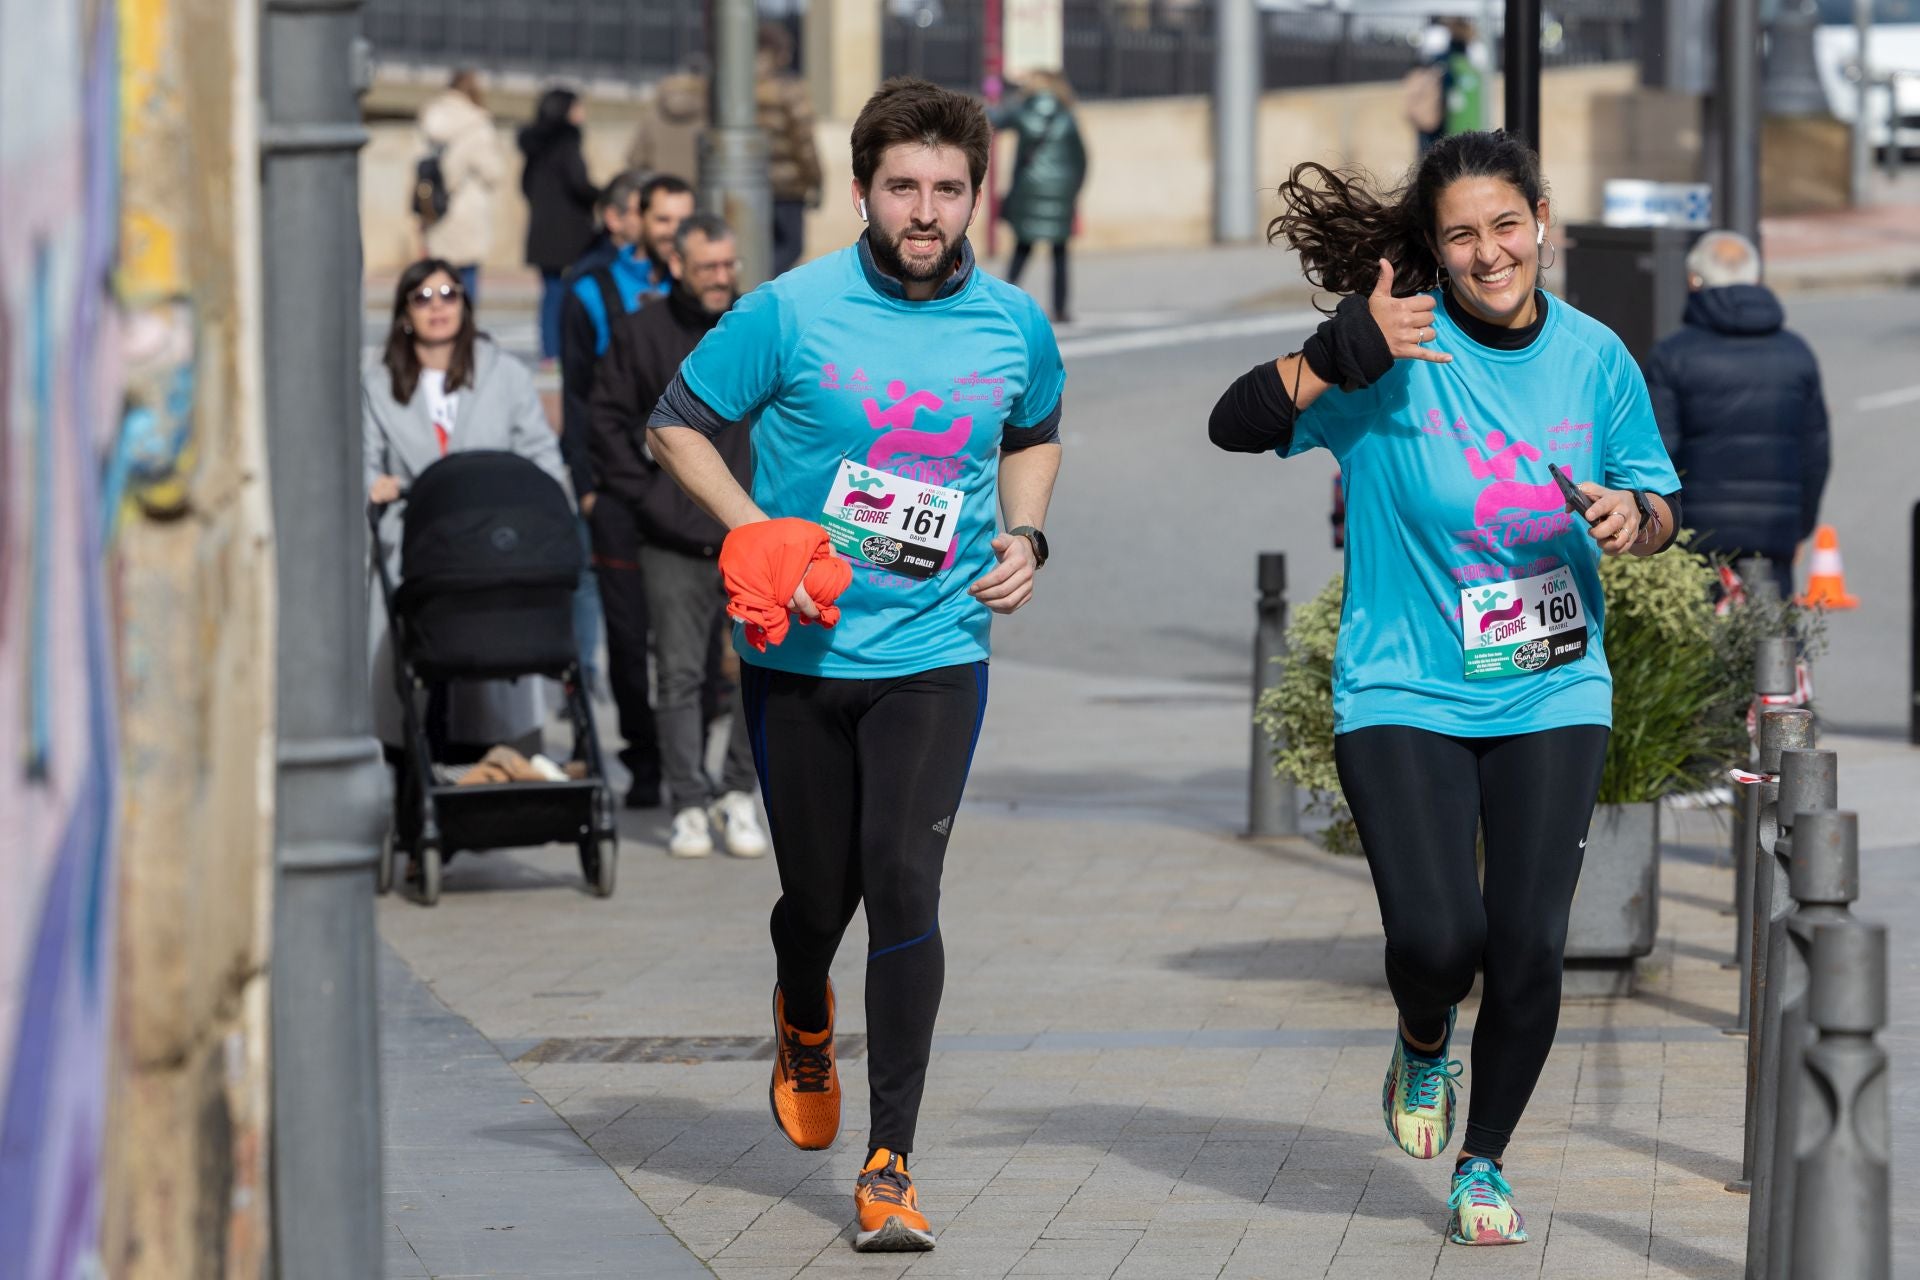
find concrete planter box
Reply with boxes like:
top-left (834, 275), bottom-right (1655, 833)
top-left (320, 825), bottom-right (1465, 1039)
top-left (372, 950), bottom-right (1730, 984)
top-left (1563, 802), bottom-right (1661, 995)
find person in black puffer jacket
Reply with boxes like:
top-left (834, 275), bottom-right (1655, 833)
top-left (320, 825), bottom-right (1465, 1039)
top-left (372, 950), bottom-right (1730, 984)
top-left (1646, 231), bottom-right (1829, 600)
top-left (519, 87), bottom-right (599, 362)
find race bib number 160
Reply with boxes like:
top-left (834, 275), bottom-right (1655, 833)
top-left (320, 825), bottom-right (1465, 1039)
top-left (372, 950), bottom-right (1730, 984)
top-left (820, 460), bottom-right (966, 580)
top-left (1460, 565), bottom-right (1589, 681)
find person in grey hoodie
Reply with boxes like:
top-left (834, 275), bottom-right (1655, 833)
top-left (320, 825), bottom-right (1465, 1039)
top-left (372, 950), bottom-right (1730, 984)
top-left (417, 71), bottom-right (504, 302)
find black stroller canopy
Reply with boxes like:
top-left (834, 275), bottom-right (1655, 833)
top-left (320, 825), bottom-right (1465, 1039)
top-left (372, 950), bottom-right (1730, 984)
top-left (400, 450), bottom-right (581, 592)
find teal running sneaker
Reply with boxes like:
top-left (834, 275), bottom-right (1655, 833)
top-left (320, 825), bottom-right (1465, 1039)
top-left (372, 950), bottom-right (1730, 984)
top-left (1448, 1156), bottom-right (1528, 1245)
top-left (1380, 1007), bottom-right (1462, 1160)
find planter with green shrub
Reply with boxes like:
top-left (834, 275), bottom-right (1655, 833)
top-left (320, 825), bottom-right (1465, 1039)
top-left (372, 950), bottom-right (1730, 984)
top-left (1257, 538), bottom-right (1821, 973)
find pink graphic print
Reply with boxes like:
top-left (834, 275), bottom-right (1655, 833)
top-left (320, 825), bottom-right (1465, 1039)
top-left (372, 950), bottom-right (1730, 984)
top-left (1464, 429), bottom-right (1565, 527)
top-left (861, 379), bottom-right (975, 569)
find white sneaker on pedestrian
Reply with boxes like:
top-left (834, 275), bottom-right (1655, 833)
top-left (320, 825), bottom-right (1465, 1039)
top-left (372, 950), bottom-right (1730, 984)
top-left (710, 790), bottom-right (769, 858)
top-left (667, 806), bottom-right (714, 858)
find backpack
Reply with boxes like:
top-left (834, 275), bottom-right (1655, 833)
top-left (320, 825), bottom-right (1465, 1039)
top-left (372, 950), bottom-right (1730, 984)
top-left (1402, 64), bottom-right (1444, 134)
top-left (411, 148), bottom-right (449, 227)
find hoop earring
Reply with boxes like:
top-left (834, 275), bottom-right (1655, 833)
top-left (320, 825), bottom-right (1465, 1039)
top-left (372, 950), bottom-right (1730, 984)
top-left (1435, 265), bottom-right (1450, 289)
top-left (1540, 239), bottom-right (1557, 270)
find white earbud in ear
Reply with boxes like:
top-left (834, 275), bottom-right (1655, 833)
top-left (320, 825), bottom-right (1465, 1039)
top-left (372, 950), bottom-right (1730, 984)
top-left (1536, 223), bottom-right (1545, 245)
top-left (858, 199), bottom-right (869, 222)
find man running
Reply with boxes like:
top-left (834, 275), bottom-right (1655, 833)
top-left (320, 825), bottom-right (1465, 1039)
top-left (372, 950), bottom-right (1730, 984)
top-left (645, 78), bottom-right (1065, 1253)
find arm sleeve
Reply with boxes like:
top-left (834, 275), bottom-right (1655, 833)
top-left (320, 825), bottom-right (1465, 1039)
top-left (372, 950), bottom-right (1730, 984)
top-left (676, 284), bottom-right (789, 422)
top-left (646, 372), bottom-right (734, 438)
top-left (558, 293), bottom-right (600, 497)
top-left (1006, 297), bottom-right (1066, 429)
top-left (1800, 357), bottom-right (1830, 542)
top-left (564, 142), bottom-right (599, 208)
top-left (1209, 359), bottom-right (1299, 454)
top-left (1601, 348), bottom-right (1682, 495)
top-left (361, 379), bottom-right (389, 491)
top-left (1002, 399), bottom-right (1061, 451)
top-left (588, 323), bottom-right (663, 506)
top-left (1644, 346), bottom-right (1683, 462)
top-left (506, 359), bottom-right (572, 503)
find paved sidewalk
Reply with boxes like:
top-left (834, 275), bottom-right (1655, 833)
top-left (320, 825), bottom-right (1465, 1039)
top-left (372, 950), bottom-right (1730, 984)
top-left (380, 941), bottom-right (710, 1277)
top-left (374, 657), bottom-right (1912, 1280)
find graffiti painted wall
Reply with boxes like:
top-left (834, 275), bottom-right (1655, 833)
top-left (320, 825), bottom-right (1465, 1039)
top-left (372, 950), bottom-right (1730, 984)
top-left (4, 0), bottom-right (278, 1274)
top-left (0, 0), bottom-right (126, 1276)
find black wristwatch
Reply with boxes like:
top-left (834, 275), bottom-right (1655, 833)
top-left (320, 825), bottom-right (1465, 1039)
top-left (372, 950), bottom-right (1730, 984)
top-left (1632, 489), bottom-right (1657, 540)
top-left (1007, 525), bottom-right (1049, 568)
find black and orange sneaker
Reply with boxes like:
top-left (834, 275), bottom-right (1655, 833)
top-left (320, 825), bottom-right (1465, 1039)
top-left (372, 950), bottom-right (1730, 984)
top-left (853, 1148), bottom-right (935, 1252)
top-left (769, 982), bottom-right (840, 1150)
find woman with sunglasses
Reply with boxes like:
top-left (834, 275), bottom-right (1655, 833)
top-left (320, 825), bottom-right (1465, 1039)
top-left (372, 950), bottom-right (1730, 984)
top-left (364, 258), bottom-right (572, 759)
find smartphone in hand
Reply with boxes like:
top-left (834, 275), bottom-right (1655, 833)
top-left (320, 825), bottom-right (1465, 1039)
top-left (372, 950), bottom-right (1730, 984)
top-left (1548, 463), bottom-right (1592, 516)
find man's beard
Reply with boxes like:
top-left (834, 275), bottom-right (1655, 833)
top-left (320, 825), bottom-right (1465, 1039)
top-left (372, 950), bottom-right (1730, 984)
top-left (868, 222), bottom-right (966, 283)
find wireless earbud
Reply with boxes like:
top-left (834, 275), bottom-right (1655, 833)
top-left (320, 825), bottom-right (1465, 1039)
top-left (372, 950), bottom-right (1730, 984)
top-left (1536, 223), bottom-right (1545, 245)
top-left (858, 199), bottom-right (868, 222)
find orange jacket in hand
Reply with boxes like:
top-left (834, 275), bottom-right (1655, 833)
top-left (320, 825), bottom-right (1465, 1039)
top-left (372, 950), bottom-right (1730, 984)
top-left (718, 518), bottom-right (854, 652)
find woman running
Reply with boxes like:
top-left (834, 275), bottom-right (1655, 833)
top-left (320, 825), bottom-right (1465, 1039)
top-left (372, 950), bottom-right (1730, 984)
top-left (1208, 131), bottom-right (1682, 1245)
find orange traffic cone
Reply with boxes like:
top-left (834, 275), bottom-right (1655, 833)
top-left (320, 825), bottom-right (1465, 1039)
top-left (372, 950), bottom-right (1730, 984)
top-left (1799, 525), bottom-right (1859, 609)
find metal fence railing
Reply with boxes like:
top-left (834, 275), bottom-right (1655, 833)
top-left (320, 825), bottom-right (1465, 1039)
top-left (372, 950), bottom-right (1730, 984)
top-left (884, 0), bottom-right (1642, 99)
top-left (361, 0), bottom-right (709, 83)
top-left (361, 0), bottom-right (1638, 98)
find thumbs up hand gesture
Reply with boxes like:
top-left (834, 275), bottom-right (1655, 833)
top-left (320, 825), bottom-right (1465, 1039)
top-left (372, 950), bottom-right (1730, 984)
top-left (1366, 259), bottom-right (1452, 365)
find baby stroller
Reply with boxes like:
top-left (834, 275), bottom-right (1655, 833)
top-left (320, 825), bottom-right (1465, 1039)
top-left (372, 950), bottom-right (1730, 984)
top-left (369, 450), bottom-right (617, 905)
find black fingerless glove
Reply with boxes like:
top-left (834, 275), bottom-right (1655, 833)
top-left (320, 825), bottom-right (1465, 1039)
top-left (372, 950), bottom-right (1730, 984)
top-left (1300, 294), bottom-right (1394, 392)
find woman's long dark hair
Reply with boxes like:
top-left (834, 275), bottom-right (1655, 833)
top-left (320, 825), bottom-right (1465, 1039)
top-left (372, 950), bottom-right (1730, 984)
top-left (1268, 131), bottom-right (1547, 304)
top-left (383, 258), bottom-right (477, 405)
top-left (518, 87), bottom-right (579, 156)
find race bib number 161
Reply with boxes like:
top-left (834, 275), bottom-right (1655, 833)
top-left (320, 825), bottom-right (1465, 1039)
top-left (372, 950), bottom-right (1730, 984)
top-left (820, 460), bottom-right (966, 580)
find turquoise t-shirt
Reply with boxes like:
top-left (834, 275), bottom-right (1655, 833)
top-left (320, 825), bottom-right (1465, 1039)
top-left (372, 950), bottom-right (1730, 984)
top-left (1291, 291), bottom-right (1680, 737)
top-left (677, 243), bottom-right (1065, 679)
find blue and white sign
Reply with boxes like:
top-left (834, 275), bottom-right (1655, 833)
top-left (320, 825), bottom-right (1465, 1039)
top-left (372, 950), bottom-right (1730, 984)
top-left (1602, 180), bottom-right (1714, 228)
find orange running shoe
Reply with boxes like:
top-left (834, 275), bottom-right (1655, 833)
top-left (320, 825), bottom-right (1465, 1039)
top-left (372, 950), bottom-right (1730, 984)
top-left (769, 982), bottom-right (840, 1150)
top-left (854, 1148), bottom-right (935, 1252)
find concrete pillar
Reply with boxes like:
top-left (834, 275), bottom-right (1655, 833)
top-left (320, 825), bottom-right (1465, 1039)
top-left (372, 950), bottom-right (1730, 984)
top-left (807, 0), bottom-right (885, 123)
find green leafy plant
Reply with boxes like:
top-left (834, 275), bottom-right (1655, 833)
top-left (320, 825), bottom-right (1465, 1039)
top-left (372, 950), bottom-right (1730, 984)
top-left (1256, 538), bottom-right (1809, 852)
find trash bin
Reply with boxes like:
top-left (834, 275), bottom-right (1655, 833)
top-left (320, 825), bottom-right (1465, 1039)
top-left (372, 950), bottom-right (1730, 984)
top-left (1562, 223), bottom-right (1706, 367)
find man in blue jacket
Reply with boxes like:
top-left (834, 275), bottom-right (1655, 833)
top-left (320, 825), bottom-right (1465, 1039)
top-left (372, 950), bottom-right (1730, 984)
top-left (564, 172), bottom-right (693, 806)
top-left (1646, 231), bottom-right (1830, 600)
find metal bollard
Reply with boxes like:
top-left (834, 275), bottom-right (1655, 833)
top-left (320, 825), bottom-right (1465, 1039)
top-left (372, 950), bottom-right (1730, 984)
top-left (1731, 706), bottom-right (1814, 1192)
top-left (1789, 919), bottom-right (1891, 1280)
top-left (1744, 751), bottom-right (1838, 1279)
top-left (1248, 553), bottom-right (1298, 837)
top-left (1762, 810), bottom-right (1859, 1280)
top-left (1728, 637), bottom-right (1800, 1015)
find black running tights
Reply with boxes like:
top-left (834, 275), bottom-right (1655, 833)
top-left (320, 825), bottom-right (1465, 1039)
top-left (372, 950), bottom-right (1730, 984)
top-left (1334, 723), bottom-right (1609, 1161)
top-left (740, 661), bottom-right (988, 1155)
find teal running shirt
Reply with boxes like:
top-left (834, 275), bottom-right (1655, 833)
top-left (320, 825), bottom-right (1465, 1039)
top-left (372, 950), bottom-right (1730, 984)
top-left (676, 241), bottom-right (1065, 679)
top-left (1291, 291), bottom-right (1680, 737)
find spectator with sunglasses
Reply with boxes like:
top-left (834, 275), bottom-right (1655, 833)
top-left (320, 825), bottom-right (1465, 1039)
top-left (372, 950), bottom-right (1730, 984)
top-left (363, 258), bottom-right (572, 759)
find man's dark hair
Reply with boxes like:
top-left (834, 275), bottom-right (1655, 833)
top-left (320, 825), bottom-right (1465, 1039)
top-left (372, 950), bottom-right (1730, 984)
top-left (673, 212), bottom-right (734, 258)
top-left (601, 168), bottom-right (648, 216)
top-left (641, 173), bottom-right (694, 213)
top-left (850, 77), bottom-right (991, 192)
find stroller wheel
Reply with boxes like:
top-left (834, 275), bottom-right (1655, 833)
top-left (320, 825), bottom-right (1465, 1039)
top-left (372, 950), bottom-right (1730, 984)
top-left (415, 841), bottom-right (443, 906)
top-left (376, 830), bottom-right (397, 896)
top-left (580, 833), bottom-right (618, 898)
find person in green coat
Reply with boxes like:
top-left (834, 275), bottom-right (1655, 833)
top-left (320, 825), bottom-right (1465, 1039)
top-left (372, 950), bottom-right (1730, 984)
top-left (994, 70), bottom-right (1087, 323)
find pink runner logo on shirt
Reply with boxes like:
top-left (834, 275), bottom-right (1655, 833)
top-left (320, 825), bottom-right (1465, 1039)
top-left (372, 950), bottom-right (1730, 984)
top-left (1441, 416), bottom-right (1581, 578)
top-left (853, 378), bottom-right (979, 572)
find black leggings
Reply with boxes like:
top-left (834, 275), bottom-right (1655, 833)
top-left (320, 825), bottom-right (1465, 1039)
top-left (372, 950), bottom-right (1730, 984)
top-left (740, 660), bottom-right (988, 1155)
top-left (1334, 723), bottom-right (1609, 1161)
top-left (1006, 238), bottom-right (1069, 319)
